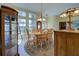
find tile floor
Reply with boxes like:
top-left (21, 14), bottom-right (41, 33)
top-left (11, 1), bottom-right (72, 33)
top-left (18, 32), bottom-right (54, 56)
top-left (18, 33), bottom-right (30, 56)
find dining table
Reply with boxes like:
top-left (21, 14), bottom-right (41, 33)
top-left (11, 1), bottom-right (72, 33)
top-left (31, 31), bottom-right (53, 48)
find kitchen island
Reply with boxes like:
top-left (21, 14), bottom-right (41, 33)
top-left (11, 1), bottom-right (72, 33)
top-left (54, 30), bottom-right (79, 56)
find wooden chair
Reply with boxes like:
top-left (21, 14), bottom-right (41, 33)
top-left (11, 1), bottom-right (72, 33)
top-left (26, 29), bottom-right (38, 50)
top-left (36, 33), bottom-right (48, 49)
top-left (47, 32), bottom-right (53, 44)
top-left (47, 29), bottom-right (54, 49)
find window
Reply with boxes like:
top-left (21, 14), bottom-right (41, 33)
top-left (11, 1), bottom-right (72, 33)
top-left (29, 13), bottom-right (36, 19)
top-left (18, 11), bottom-right (26, 17)
top-left (29, 13), bottom-right (36, 32)
top-left (18, 19), bottom-right (26, 31)
top-left (18, 10), bottom-right (26, 32)
top-left (29, 20), bottom-right (32, 24)
top-left (18, 10), bottom-right (27, 45)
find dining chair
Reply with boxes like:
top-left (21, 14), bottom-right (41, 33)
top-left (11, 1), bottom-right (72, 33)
top-left (26, 29), bottom-right (37, 49)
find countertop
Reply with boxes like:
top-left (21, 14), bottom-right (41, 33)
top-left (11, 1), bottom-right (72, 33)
top-left (54, 30), bottom-right (79, 34)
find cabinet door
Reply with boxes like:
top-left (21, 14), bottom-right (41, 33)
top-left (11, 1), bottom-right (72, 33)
top-left (66, 33), bottom-right (75, 56)
top-left (5, 15), bottom-right (10, 48)
top-left (10, 16), bottom-right (18, 55)
top-left (54, 32), bottom-right (66, 56)
top-left (72, 34), bottom-right (79, 56)
top-left (11, 22), bottom-right (17, 46)
top-left (4, 14), bottom-right (18, 56)
top-left (4, 14), bottom-right (11, 55)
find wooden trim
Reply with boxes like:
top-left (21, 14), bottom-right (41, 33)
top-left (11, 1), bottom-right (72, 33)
top-left (16, 12), bottom-right (19, 55)
top-left (9, 15), bottom-right (12, 48)
top-left (1, 5), bottom-right (18, 13)
top-left (0, 9), bottom-right (2, 56)
top-left (1, 12), bottom-right (5, 56)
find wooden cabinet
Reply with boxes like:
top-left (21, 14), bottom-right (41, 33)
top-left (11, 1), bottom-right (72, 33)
top-left (54, 31), bottom-right (79, 56)
top-left (54, 32), bottom-right (66, 56)
top-left (66, 33), bottom-right (74, 55)
top-left (0, 5), bottom-right (18, 56)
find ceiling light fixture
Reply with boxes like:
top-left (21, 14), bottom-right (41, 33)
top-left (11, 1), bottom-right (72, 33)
top-left (60, 8), bottom-right (79, 18)
top-left (74, 10), bottom-right (79, 13)
top-left (37, 3), bottom-right (46, 22)
top-left (60, 8), bottom-right (79, 30)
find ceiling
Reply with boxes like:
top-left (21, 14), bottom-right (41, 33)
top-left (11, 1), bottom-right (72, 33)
top-left (1, 3), bottom-right (79, 16)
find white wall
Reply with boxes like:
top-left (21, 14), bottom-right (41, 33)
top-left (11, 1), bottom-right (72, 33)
top-left (47, 16), bottom-right (59, 30)
top-left (59, 16), bottom-right (79, 22)
top-left (46, 15), bottom-right (79, 30)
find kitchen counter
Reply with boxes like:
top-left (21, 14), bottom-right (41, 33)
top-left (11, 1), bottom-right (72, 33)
top-left (54, 30), bottom-right (79, 56)
top-left (54, 30), bottom-right (79, 34)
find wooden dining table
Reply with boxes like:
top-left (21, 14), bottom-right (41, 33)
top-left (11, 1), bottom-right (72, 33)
top-left (32, 31), bottom-right (48, 40)
top-left (31, 31), bottom-right (53, 48)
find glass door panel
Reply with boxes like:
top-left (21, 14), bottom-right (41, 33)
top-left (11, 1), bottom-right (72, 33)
top-left (12, 16), bottom-right (16, 23)
top-left (11, 31), bottom-right (17, 46)
top-left (10, 16), bottom-right (18, 56)
top-left (5, 32), bottom-right (10, 48)
top-left (11, 16), bottom-right (17, 46)
top-left (5, 15), bottom-right (10, 22)
top-left (4, 15), bottom-right (11, 56)
top-left (4, 15), bottom-right (10, 49)
top-left (5, 23), bottom-right (10, 31)
top-left (12, 24), bottom-right (17, 31)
